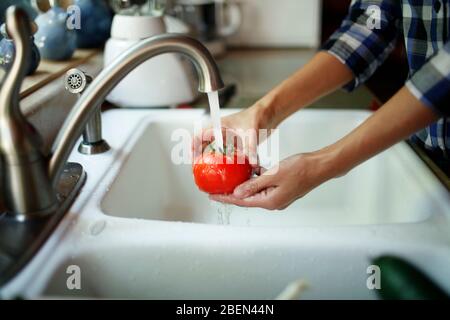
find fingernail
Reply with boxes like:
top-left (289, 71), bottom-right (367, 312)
top-left (209, 195), bottom-right (221, 202)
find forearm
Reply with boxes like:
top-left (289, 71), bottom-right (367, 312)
top-left (255, 51), bottom-right (354, 128)
top-left (316, 87), bottom-right (439, 178)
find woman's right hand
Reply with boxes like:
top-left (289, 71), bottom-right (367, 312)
top-left (192, 102), bottom-right (275, 166)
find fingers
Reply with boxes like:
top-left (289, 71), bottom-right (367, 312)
top-left (230, 128), bottom-right (258, 166)
top-left (201, 127), bottom-right (216, 150)
top-left (232, 173), bottom-right (274, 199)
top-left (209, 164), bottom-right (290, 210)
top-left (192, 127), bottom-right (232, 152)
top-left (192, 126), bottom-right (259, 158)
top-left (210, 187), bottom-right (285, 210)
top-left (253, 166), bottom-right (267, 176)
top-left (192, 127), bottom-right (219, 159)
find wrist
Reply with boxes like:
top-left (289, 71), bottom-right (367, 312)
top-left (252, 93), bottom-right (280, 129)
top-left (311, 144), bottom-right (352, 180)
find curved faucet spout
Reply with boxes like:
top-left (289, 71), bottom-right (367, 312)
top-left (49, 34), bottom-right (224, 185)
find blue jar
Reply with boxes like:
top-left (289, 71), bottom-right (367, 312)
top-left (34, 6), bottom-right (76, 61)
top-left (72, 0), bottom-right (113, 48)
top-left (0, 22), bottom-right (40, 75)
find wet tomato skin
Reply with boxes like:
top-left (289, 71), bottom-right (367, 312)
top-left (193, 152), bottom-right (253, 195)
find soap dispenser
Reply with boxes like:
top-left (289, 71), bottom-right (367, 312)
top-left (104, 0), bottom-right (198, 108)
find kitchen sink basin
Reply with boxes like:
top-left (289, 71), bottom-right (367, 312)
top-left (41, 232), bottom-right (450, 300)
top-left (2, 109), bottom-right (449, 300)
top-left (101, 110), bottom-right (434, 227)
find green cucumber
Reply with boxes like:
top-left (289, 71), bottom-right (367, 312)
top-left (373, 256), bottom-right (449, 300)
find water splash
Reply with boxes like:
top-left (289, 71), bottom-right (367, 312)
top-left (217, 203), bottom-right (232, 225)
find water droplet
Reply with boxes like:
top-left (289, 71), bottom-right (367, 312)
top-left (90, 220), bottom-right (107, 236)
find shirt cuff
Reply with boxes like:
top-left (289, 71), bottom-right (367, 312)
top-left (321, 39), bottom-right (360, 92)
top-left (405, 50), bottom-right (450, 117)
top-left (405, 81), bottom-right (444, 117)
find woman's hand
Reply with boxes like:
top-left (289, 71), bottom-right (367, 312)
top-left (210, 152), bottom-right (336, 210)
top-left (193, 102), bottom-right (276, 165)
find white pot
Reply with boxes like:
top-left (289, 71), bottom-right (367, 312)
top-left (104, 15), bottom-right (198, 108)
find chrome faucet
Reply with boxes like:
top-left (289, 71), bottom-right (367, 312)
top-left (0, 6), bottom-right (224, 220)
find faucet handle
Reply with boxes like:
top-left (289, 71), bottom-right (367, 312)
top-left (0, 7), bottom-right (56, 217)
top-left (0, 6), bottom-right (42, 160)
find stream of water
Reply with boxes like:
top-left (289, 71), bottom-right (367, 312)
top-left (207, 91), bottom-right (224, 152)
top-left (207, 91), bottom-right (233, 225)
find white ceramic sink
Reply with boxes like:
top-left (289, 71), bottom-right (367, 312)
top-left (2, 109), bottom-right (449, 300)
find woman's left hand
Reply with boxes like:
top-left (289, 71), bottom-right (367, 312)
top-left (209, 152), bottom-right (335, 210)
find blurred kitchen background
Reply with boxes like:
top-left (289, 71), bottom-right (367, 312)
top-left (0, 0), bottom-right (407, 109)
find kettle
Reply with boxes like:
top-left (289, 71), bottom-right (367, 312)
top-left (172, 0), bottom-right (242, 56)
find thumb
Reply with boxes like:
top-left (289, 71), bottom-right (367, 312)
top-left (233, 174), bottom-right (274, 199)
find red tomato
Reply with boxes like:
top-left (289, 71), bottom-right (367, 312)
top-left (193, 151), bottom-right (253, 195)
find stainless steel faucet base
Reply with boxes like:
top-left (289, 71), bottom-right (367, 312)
top-left (0, 162), bottom-right (86, 287)
top-left (78, 139), bottom-right (111, 155)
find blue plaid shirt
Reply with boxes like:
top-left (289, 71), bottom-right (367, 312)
top-left (323, 0), bottom-right (450, 155)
